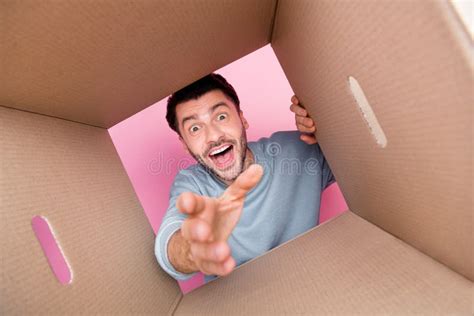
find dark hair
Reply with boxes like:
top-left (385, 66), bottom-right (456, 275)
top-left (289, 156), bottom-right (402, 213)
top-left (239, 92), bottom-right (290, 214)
top-left (166, 73), bottom-right (240, 135)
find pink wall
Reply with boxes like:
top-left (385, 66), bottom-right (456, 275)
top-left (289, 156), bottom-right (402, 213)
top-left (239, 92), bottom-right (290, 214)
top-left (108, 44), bottom-right (348, 294)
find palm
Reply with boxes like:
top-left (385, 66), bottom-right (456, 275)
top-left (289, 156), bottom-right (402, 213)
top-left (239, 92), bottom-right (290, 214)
top-left (211, 196), bottom-right (245, 241)
top-left (178, 164), bottom-right (263, 243)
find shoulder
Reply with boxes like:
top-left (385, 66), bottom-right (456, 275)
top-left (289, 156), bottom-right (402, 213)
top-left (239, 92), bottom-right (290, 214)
top-left (171, 164), bottom-right (205, 194)
top-left (255, 130), bottom-right (322, 159)
top-left (173, 162), bottom-right (227, 198)
top-left (253, 130), bottom-right (299, 151)
top-left (266, 130), bottom-right (301, 143)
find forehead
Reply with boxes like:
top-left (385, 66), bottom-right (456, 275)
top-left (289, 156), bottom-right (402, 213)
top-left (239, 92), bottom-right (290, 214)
top-left (175, 90), bottom-right (237, 119)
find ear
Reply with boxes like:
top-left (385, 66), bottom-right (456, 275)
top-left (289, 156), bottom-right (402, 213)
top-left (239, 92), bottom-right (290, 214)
top-left (239, 110), bottom-right (249, 129)
top-left (179, 136), bottom-right (190, 155)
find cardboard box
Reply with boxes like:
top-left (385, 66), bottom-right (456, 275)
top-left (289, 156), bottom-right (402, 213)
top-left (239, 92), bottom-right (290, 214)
top-left (1, 0), bottom-right (472, 314)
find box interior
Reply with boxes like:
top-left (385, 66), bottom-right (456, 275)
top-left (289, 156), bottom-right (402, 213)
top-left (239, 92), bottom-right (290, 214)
top-left (1, 0), bottom-right (472, 314)
top-left (176, 211), bottom-right (473, 315)
top-left (271, 0), bottom-right (473, 282)
top-left (0, 107), bottom-right (181, 314)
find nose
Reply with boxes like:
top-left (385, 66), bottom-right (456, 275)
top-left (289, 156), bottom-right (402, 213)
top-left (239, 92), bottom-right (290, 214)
top-left (205, 123), bottom-right (225, 146)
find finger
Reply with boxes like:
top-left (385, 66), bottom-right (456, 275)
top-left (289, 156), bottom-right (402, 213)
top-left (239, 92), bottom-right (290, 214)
top-left (199, 256), bottom-right (236, 276)
top-left (291, 95), bottom-right (299, 105)
top-left (181, 218), bottom-right (211, 242)
top-left (190, 241), bottom-right (231, 263)
top-left (176, 192), bottom-right (206, 215)
top-left (296, 115), bottom-right (315, 128)
top-left (221, 164), bottom-right (264, 201)
top-left (289, 103), bottom-right (307, 117)
top-left (300, 134), bottom-right (318, 145)
top-left (296, 123), bottom-right (316, 133)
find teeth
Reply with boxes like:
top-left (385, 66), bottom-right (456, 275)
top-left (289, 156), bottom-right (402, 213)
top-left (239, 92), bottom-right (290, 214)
top-left (210, 145), bottom-right (231, 156)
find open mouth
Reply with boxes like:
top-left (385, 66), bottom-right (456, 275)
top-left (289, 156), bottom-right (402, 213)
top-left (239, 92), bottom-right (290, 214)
top-left (208, 144), bottom-right (235, 169)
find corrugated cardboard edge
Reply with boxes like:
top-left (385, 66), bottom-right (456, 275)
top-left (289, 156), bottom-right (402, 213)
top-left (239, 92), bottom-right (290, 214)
top-left (268, 0), bottom-right (281, 43)
top-left (202, 210), bottom-right (350, 288)
top-left (169, 292), bottom-right (183, 316)
top-left (0, 103), bottom-right (103, 129)
top-left (443, 0), bottom-right (474, 67)
top-left (176, 211), bottom-right (472, 315)
top-left (203, 210), bottom-right (473, 288)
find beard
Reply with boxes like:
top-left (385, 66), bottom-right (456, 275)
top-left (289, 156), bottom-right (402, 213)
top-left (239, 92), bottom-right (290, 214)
top-left (187, 127), bottom-right (248, 184)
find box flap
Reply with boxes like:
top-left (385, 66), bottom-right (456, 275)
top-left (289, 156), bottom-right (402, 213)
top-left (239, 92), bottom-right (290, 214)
top-left (0, 0), bottom-right (277, 128)
top-left (271, 0), bottom-right (473, 280)
top-left (0, 107), bottom-right (180, 314)
top-left (176, 211), bottom-right (472, 315)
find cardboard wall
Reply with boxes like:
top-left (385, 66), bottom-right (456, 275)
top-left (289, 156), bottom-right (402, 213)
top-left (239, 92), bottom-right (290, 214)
top-left (0, 107), bottom-right (180, 314)
top-left (1, 0), bottom-right (472, 314)
top-left (176, 211), bottom-right (472, 314)
top-left (0, 0), bottom-right (277, 128)
top-left (271, 0), bottom-right (473, 281)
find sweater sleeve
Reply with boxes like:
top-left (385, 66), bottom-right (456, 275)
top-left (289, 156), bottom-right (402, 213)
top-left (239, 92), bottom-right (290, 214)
top-left (154, 169), bottom-right (201, 281)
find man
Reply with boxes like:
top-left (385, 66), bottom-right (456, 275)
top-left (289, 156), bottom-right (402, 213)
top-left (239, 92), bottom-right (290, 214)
top-left (155, 73), bottom-right (335, 283)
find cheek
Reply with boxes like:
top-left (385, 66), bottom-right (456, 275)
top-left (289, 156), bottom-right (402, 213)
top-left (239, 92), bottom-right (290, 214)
top-left (197, 142), bottom-right (207, 156)
top-left (224, 121), bottom-right (244, 138)
top-left (185, 138), bottom-right (205, 156)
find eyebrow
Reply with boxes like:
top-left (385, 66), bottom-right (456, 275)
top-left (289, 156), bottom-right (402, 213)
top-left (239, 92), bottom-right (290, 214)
top-left (181, 102), bottom-right (230, 128)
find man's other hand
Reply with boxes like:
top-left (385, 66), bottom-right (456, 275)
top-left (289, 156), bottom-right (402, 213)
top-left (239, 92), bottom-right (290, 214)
top-left (176, 164), bottom-right (264, 277)
top-left (290, 95), bottom-right (318, 145)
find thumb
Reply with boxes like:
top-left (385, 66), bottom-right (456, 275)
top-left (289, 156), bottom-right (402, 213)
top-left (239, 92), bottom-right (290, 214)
top-left (221, 164), bottom-right (264, 201)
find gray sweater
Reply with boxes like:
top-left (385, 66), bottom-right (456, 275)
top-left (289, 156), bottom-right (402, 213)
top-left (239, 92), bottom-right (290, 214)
top-left (155, 130), bottom-right (335, 283)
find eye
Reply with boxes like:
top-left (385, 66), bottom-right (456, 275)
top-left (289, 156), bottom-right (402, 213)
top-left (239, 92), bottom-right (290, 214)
top-left (217, 113), bottom-right (228, 121)
top-left (189, 125), bottom-right (200, 134)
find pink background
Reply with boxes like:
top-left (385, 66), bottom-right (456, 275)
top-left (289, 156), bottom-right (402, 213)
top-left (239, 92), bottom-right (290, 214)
top-left (108, 44), bottom-right (348, 294)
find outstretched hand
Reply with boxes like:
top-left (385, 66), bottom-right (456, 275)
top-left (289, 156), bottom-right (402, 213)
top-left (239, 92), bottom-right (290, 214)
top-left (176, 164), bottom-right (264, 276)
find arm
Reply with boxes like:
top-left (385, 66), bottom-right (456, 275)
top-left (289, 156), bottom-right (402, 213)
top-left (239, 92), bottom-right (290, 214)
top-left (155, 170), bottom-right (200, 281)
top-left (167, 229), bottom-right (198, 274)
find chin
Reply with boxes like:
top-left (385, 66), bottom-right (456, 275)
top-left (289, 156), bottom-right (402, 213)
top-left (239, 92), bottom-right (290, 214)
top-left (213, 160), bottom-right (243, 182)
top-left (217, 168), bottom-right (241, 182)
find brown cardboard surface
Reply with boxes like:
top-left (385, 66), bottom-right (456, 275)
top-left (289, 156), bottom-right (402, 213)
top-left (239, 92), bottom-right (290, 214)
top-left (176, 211), bottom-right (473, 315)
top-left (0, 106), bottom-right (181, 314)
top-left (1, 0), bottom-right (473, 314)
top-left (0, 0), bottom-right (277, 128)
top-left (271, 0), bottom-right (473, 281)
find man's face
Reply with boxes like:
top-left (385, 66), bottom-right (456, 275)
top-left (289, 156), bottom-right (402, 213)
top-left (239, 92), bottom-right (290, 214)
top-left (176, 89), bottom-right (250, 184)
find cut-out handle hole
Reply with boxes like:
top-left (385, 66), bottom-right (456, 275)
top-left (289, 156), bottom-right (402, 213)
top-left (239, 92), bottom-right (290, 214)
top-left (348, 76), bottom-right (387, 148)
top-left (31, 216), bottom-right (73, 285)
